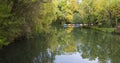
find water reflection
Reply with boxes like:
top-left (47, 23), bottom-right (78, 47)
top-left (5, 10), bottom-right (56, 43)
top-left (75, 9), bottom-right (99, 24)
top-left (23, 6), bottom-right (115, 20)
top-left (73, 29), bottom-right (120, 63)
top-left (0, 32), bottom-right (56, 63)
top-left (0, 28), bottom-right (120, 63)
top-left (54, 52), bottom-right (99, 63)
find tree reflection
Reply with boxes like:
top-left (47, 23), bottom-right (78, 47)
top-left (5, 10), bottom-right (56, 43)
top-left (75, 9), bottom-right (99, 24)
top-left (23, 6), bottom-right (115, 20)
top-left (0, 31), bottom-right (56, 63)
top-left (48, 27), bottom-right (76, 55)
top-left (73, 29), bottom-right (120, 63)
top-left (0, 27), bottom-right (120, 63)
top-left (0, 27), bottom-right (77, 63)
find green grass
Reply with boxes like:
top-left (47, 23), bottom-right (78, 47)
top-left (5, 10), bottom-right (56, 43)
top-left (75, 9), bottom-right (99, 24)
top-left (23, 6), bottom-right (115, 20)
top-left (91, 26), bottom-right (115, 33)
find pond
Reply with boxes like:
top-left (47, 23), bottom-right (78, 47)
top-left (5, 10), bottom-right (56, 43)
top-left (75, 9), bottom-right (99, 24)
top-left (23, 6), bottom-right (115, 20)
top-left (0, 28), bottom-right (120, 63)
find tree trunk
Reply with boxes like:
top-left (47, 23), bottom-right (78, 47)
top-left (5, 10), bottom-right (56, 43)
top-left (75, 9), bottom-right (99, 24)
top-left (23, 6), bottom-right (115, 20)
top-left (116, 18), bottom-right (118, 27)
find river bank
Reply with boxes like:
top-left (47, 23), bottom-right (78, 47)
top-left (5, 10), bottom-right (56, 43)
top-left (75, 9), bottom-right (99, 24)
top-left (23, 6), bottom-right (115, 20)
top-left (90, 26), bottom-right (115, 33)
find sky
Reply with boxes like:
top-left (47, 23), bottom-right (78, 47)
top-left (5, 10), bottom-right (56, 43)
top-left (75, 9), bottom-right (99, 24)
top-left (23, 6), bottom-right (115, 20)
top-left (78, 0), bottom-right (82, 3)
top-left (54, 52), bottom-right (99, 63)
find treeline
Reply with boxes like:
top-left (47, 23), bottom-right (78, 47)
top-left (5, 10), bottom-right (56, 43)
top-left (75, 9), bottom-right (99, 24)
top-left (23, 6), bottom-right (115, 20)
top-left (76, 0), bottom-right (120, 27)
top-left (54, 0), bottom-right (120, 27)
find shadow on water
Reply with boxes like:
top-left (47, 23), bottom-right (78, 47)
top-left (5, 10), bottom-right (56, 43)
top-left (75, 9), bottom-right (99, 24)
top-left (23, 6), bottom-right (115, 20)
top-left (0, 32), bottom-right (56, 63)
top-left (0, 28), bottom-right (120, 63)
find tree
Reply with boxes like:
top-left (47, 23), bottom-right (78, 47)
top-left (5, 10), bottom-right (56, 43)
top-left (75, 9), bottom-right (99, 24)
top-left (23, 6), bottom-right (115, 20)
top-left (0, 0), bottom-right (58, 47)
top-left (56, 0), bottom-right (78, 24)
top-left (78, 0), bottom-right (120, 27)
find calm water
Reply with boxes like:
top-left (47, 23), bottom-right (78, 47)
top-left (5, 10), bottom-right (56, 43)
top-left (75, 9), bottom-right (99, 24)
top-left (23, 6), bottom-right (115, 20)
top-left (0, 28), bottom-right (120, 63)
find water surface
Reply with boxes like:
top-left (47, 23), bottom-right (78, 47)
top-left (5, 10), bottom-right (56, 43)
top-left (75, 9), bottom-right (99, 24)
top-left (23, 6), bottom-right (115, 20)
top-left (0, 28), bottom-right (120, 63)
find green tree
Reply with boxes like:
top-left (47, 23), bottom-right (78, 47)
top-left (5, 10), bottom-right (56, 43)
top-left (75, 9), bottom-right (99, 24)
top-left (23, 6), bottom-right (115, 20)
top-left (78, 0), bottom-right (120, 27)
top-left (0, 0), bottom-right (58, 47)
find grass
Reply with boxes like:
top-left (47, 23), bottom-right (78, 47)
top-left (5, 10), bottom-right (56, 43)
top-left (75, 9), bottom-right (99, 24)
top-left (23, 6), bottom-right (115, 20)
top-left (91, 26), bottom-right (115, 33)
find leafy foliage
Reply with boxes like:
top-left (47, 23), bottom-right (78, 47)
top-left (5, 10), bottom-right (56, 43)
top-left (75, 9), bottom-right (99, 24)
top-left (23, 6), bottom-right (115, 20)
top-left (0, 0), bottom-right (58, 47)
top-left (78, 0), bottom-right (120, 27)
top-left (0, 0), bottom-right (120, 48)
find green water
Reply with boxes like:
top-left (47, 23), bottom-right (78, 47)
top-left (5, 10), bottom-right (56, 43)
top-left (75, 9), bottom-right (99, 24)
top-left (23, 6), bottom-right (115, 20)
top-left (0, 28), bottom-right (120, 63)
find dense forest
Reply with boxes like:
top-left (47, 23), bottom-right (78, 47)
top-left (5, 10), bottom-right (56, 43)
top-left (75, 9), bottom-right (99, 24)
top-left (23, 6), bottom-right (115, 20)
top-left (0, 0), bottom-right (120, 48)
